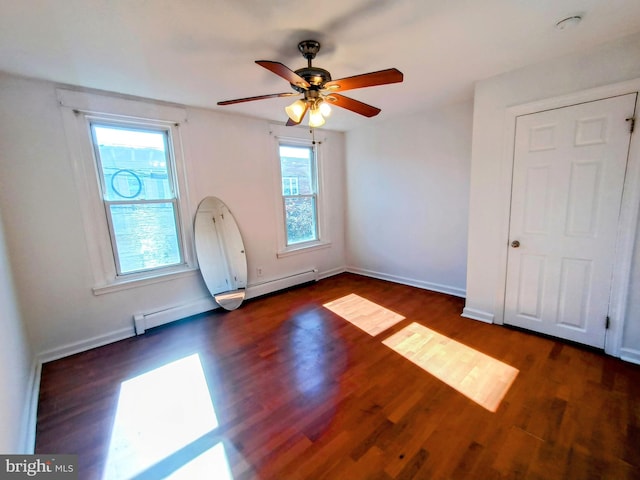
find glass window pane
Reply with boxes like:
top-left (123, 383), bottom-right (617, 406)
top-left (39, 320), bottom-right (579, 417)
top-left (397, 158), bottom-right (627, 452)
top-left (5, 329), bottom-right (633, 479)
top-left (284, 197), bottom-right (317, 245)
top-left (282, 177), bottom-right (299, 196)
top-left (110, 203), bottom-right (181, 274)
top-left (279, 145), bottom-right (314, 195)
top-left (93, 125), bottom-right (173, 201)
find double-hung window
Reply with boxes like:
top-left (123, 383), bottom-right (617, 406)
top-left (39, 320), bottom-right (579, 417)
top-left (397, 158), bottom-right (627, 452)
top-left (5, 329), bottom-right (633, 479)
top-left (90, 123), bottom-right (183, 275)
top-left (278, 143), bottom-right (319, 246)
top-left (58, 88), bottom-right (194, 293)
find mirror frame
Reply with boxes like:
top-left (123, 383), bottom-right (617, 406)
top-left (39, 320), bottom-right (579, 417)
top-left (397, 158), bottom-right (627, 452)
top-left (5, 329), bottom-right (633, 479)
top-left (194, 196), bottom-right (248, 310)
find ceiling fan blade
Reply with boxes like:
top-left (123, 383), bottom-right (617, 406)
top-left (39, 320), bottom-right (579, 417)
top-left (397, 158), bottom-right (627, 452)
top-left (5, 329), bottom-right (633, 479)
top-left (217, 92), bottom-right (298, 106)
top-left (326, 94), bottom-right (381, 117)
top-left (256, 60), bottom-right (311, 89)
top-left (324, 68), bottom-right (403, 92)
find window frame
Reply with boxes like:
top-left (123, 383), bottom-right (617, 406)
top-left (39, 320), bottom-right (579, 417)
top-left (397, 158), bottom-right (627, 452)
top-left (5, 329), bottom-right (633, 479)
top-left (89, 121), bottom-right (185, 276)
top-left (279, 142), bottom-right (319, 246)
top-left (271, 128), bottom-right (330, 257)
top-left (58, 89), bottom-right (196, 294)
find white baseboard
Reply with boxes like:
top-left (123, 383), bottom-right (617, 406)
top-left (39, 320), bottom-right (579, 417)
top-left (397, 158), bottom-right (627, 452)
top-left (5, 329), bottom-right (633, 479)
top-left (37, 327), bottom-right (135, 364)
top-left (346, 267), bottom-right (466, 298)
top-left (461, 307), bottom-right (495, 324)
top-left (35, 267), bottom-right (466, 364)
top-left (318, 266), bottom-right (347, 280)
top-left (38, 268), bottom-right (326, 363)
top-left (22, 359), bottom-right (42, 453)
top-left (620, 347), bottom-right (640, 365)
top-left (134, 269), bottom-right (322, 334)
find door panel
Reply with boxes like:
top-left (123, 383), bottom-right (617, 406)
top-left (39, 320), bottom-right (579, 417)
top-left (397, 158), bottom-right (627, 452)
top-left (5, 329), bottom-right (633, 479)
top-left (516, 254), bottom-right (546, 320)
top-left (523, 166), bottom-right (551, 234)
top-left (504, 93), bottom-right (636, 348)
top-left (556, 258), bottom-right (591, 329)
top-left (565, 161), bottom-right (601, 237)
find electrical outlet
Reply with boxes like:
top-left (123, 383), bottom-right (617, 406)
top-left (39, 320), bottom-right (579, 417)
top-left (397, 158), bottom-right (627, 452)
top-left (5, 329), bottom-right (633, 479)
top-left (256, 267), bottom-right (263, 277)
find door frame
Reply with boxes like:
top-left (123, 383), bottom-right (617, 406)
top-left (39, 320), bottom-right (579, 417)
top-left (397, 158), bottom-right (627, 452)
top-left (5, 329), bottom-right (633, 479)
top-left (494, 78), bottom-right (640, 357)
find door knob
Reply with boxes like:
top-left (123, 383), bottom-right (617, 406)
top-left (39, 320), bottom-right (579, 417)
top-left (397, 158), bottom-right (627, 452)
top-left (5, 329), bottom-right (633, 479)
top-left (511, 240), bottom-right (520, 248)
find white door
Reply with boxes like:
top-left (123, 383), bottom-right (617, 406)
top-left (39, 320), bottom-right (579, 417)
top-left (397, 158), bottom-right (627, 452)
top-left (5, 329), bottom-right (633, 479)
top-left (504, 93), bottom-right (636, 348)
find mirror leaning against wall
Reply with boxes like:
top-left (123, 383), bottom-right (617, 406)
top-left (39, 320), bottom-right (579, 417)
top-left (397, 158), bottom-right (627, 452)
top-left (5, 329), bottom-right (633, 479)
top-left (194, 196), bottom-right (248, 310)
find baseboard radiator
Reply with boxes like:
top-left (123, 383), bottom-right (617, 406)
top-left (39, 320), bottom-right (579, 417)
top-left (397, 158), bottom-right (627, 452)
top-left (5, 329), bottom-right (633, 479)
top-left (134, 268), bottom-right (319, 335)
top-left (134, 296), bottom-right (217, 335)
top-left (246, 268), bottom-right (318, 300)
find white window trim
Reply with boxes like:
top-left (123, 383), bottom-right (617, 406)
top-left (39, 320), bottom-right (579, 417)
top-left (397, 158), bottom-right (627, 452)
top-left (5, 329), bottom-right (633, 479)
top-left (269, 124), bottom-right (331, 257)
top-left (57, 89), bottom-right (196, 294)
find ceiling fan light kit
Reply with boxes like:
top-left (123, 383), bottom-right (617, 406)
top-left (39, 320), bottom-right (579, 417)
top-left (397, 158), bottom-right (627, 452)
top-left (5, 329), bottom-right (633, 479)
top-left (284, 99), bottom-right (307, 123)
top-left (218, 40), bottom-right (404, 128)
top-left (319, 100), bottom-right (331, 117)
top-left (308, 105), bottom-right (326, 127)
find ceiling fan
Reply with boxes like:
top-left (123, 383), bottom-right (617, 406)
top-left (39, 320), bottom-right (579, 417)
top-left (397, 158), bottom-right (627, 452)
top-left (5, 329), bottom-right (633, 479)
top-left (217, 40), bottom-right (403, 127)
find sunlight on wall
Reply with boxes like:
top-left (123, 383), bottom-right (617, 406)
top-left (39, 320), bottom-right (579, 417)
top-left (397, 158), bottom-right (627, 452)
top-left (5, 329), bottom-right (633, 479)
top-left (383, 322), bottom-right (519, 412)
top-left (323, 293), bottom-right (405, 336)
top-left (103, 353), bottom-right (234, 479)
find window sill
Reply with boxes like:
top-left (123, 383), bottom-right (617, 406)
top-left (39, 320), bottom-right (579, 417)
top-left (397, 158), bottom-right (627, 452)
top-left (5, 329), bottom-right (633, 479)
top-left (276, 240), bottom-right (331, 258)
top-left (92, 266), bottom-right (199, 296)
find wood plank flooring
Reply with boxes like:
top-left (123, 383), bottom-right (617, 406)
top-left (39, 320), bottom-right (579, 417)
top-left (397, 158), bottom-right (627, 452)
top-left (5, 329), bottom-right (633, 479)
top-left (35, 273), bottom-right (640, 479)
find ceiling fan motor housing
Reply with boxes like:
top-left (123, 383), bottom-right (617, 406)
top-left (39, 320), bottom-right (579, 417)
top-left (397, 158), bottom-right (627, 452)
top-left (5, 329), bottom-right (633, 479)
top-left (290, 40), bottom-right (331, 92)
top-left (291, 67), bottom-right (332, 92)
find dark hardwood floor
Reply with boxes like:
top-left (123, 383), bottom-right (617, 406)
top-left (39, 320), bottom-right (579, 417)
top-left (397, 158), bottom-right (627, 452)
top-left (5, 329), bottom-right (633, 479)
top-left (35, 273), bottom-right (640, 479)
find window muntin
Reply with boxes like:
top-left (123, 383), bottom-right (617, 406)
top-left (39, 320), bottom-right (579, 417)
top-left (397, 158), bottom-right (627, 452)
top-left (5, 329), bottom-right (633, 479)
top-left (278, 144), bottom-right (318, 246)
top-left (282, 176), bottom-right (300, 195)
top-left (91, 123), bottom-right (184, 275)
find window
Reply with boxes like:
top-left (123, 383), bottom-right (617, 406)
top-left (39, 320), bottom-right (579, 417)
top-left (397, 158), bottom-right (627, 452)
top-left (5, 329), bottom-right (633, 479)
top-left (90, 124), bottom-right (183, 275)
top-left (282, 176), bottom-right (300, 196)
top-left (270, 125), bottom-right (330, 257)
top-left (278, 143), bottom-right (318, 246)
top-left (58, 88), bottom-right (195, 293)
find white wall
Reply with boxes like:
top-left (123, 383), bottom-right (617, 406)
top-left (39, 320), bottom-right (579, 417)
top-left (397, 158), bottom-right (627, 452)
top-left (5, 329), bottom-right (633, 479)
top-left (465, 32), bottom-right (640, 355)
top-left (183, 108), bottom-right (347, 280)
top-left (0, 208), bottom-right (33, 453)
top-left (345, 101), bottom-right (472, 297)
top-left (0, 72), bottom-right (346, 361)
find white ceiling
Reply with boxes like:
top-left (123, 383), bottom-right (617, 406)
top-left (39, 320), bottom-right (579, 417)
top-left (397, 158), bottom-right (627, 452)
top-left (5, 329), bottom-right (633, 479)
top-left (1, 0), bottom-right (640, 131)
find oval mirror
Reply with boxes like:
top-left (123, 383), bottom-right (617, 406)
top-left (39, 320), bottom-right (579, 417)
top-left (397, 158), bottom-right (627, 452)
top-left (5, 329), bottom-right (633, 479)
top-left (194, 197), bottom-right (247, 310)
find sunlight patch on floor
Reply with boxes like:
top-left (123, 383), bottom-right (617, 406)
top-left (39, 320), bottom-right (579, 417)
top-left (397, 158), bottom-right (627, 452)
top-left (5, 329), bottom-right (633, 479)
top-left (323, 293), bottom-right (405, 336)
top-left (165, 442), bottom-right (233, 480)
top-left (103, 353), bottom-right (233, 479)
top-left (383, 322), bottom-right (519, 412)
